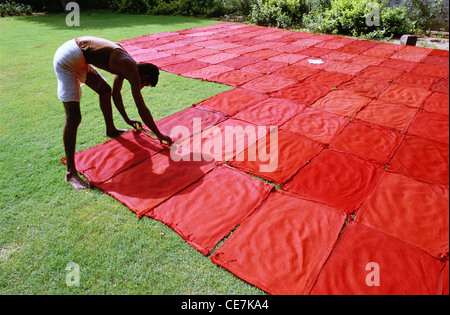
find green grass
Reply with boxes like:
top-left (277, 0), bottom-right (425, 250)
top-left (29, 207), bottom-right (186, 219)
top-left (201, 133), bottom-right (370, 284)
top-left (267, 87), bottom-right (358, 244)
top-left (0, 10), bottom-right (264, 295)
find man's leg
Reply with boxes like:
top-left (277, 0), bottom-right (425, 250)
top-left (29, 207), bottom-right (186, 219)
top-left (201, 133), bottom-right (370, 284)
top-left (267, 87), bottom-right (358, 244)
top-left (63, 101), bottom-right (90, 190)
top-left (85, 70), bottom-right (127, 138)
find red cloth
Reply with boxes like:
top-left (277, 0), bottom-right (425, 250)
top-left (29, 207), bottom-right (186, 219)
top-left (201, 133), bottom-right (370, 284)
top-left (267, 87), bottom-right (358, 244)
top-left (432, 79), bottom-right (449, 94)
top-left (65, 131), bottom-right (163, 185)
top-left (240, 60), bottom-right (287, 74)
top-left (233, 97), bottom-right (304, 127)
top-left (325, 61), bottom-right (369, 75)
top-left (311, 90), bottom-right (372, 117)
top-left (283, 149), bottom-right (383, 213)
top-left (197, 52), bottom-right (239, 65)
top-left (272, 82), bottom-right (331, 106)
top-left (271, 65), bottom-right (320, 81)
top-left (147, 107), bottom-right (227, 142)
top-left (408, 110), bottom-right (449, 144)
top-left (390, 135), bottom-right (449, 186)
top-left (182, 64), bottom-right (234, 80)
top-left (229, 130), bottom-right (324, 184)
top-left (195, 88), bottom-right (269, 116)
top-left (339, 77), bottom-right (391, 98)
top-left (161, 60), bottom-right (209, 75)
top-left (379, 84), bottom-right (432, 108)
top-left (310, 221), bottom-right (445, 295)
top-left (218, 55), bottom-right (261, 69)
top-left (411, 63), bottom-right (450, 79)
top-left (211, 191), bottom-right (347, 295)
top-left (331, 121), bottom-right (404, 164)
top-left (356, 99), bottom-right (418, 132)
top-left (360, 66), bottom-right (404, 82)
top-left (356, 171), bottom-right (449, 258)
top-left (96, 150), bottom-right (214, 217)
top-left (303, 71), bottom-right (354, 88)
top-left (423, 92), bottom-right (449, 116)
top-left (396, 72), bottom-right (440, 89)
top-left (280, 107), bottom-right (349, 144)
top-left (209, 70), bottom-right (263, 87)
top-left (241, 75), bottom-right (298, 94)
top-left (148, 165), bottom-right (273, 255)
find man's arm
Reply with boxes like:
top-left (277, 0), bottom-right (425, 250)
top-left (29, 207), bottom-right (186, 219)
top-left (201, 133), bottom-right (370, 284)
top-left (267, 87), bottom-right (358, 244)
top-left (112, 75), bottom-right (142, 129)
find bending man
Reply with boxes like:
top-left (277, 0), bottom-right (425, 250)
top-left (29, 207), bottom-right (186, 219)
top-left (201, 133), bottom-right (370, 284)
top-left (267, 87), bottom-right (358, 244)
top-left (54, 36), bottom-right (172, 190)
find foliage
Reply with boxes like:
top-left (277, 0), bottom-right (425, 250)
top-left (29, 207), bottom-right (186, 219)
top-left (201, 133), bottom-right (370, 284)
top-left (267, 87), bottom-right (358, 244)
top-left (249, 0), bottom-right (308, 28)
top-left (405, 0), bottom-right (447, 33)
top-left (0, 1), bottom-right (32, 16)
top-left (303, 0), bottom-right (415, 39)
top-left (223, 0), bottom-right (257, 16)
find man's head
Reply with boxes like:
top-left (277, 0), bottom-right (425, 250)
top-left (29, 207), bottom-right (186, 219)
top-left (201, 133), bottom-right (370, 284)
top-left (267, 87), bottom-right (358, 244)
top-left (137, 63), bottom-right (160, 88)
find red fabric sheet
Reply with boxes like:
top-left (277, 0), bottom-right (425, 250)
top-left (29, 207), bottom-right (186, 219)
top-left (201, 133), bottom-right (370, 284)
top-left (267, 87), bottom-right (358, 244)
top-left (96, 150), bottom-right (214, 217)
top-left (303, 71), bottom-right (354, 88)
top-left (408, 110), bottom-right (449, 144)
top-left (360, 66), bottom-right (404, 82)
top-left (272, 82), bottom-right (331, 106)
top-left (148, 165), bottom-right (273, 255)
top-left (331, 121), bottom-right (404, 164)
top-left (240, 60), bottom-right (287, 74)
top-left (356, 171), bottom-right (449, 258)
top-left (389, 135), bottom-right (449, 186)
top-left (241, 74), bottom-right (298, 94)
top-left (339, 77), bottom-right (391, 98)
top-left (233, 97), bottom-right (304, 127)
top-left (311, 90), bottom-right (372, 117)
top-left (211, 191), bottom-right (347, 295)
top-left (355, 99), bottom-right (418, 132)
top-left (146, 107), bottom-right (227, 142)
top-left (195, 88), bottom-right (269, 116)
top-left (66, 130), bottom-right (163, 185)
top-left (161, 60), bottom-right (209, 75)
top-left (271, 65), bottom-right (320, 81)
top-left (280, 107), bottom-right (349, 144)
top-left (182, 64), bottom-right (234, 80)
top-left (310, 221), bottom-right (444, 295)
top-left (283, 149), bottom-right (383, 213)
top-left (229, 130), bottom-right (324, 184)
top-left (423, 92), bottom-right (449, 116)
top-left (379, 84), bottom-right (432, 108)
top-left (209, 70), bottom-right (263, 87)
top-left (396, 72), bottom-right (440, 89)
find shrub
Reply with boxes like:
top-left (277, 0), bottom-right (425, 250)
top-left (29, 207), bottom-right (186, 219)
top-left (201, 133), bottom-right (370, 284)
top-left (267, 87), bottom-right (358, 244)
top-left (223, 0), bottom-right (257, 16)
top-left (303, 0), bottom-right (415, 39)
top-left (249, 0), bottom-right (307, 28)
top-left (405, 0), bottom-right (447, 33)
top-left (0, 1), bottom-right (33, 16)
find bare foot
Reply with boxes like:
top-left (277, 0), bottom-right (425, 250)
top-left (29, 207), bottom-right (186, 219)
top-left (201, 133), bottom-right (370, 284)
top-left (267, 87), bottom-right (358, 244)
top-left (65, 173), bottom-right (91, 190)
top-left (106, 129), bottom-right (129, 138)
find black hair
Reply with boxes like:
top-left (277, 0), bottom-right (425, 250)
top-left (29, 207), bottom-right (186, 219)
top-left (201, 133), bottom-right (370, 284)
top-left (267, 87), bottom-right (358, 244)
top-left (137, 63), bottom-right (160, 87)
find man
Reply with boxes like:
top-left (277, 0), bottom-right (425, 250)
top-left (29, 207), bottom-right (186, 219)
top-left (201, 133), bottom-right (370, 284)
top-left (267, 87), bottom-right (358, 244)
top-left (53, 36), bottom-right (173, 190)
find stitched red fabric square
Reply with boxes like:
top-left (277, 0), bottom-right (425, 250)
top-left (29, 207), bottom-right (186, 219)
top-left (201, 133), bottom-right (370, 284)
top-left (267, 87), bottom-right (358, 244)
top-left (209, 70), bottom-right (263, 87)
top-left (161, 60), bottom-right (209, 75)
top-left (218, 55), bottom-right (261, 69)
top-left (432, 79), bottom-right (449, 94)
top-left (411, 63), bottom-right (449, 79)
top-left (66, 131), bottom-right (164, 185)
top-left (379, 84), bottom-right (432, 108)
top-left (423, 92), bottom-right (449, 116)
top-left (303, 71), bottom-right (354, 88)
top-left (408, 111), bottom-right (449, 144)
top-left (356, 99), bottom-right (418, 132)
top-left (310, 221), bottom-right (444, 295)
top-left (283, 149), bottom-right (383, 213)
top-left (331, 121), bottom-right (404, 164)
top-left (389, 136), bottom-right (449, 186)
top-left (148, 165), bottom-right (273, 255)
top-left (325, 61), bottom-right (369, 75)
top-left (211, 191), bottom-right (347, 295)
top-left (241, 60), bottom-right (287, 74)
top-left (396, 72), bottom-right (440, 89)
top-left (96, 150), bottom-right (215, 217)
top-left (311, 90), bottom-right (372, 117)
top-left (356, 172), bottom-right (449, 258)
top-left (360, 66), bottom-right (404, 82)
top-left (271, 65), bottom-right (320, 81)
top-left (233, 97), bottom-right (304, 127)
top-left (280, 107), bottom-right (349, 144)
top-left (241, 75), bottom-right (298, 94)
top-left (195, 88), bottom-right (269, 116)
top-left (229, 130), bottom-right (324, 184)
top-left (182, 64), bottom-right (234, 80)
top-left (339, 77), bottom-right (390, 98)
top-left (272, 82), bottom-right (331, 106)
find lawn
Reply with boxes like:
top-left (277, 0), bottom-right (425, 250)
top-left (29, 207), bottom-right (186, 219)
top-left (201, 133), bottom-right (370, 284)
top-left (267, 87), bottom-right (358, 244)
top-left (0, 10), bottom-right (264, 294)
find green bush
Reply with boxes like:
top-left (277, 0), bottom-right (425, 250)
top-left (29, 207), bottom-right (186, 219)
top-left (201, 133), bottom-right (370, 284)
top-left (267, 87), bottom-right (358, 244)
top-left (249, 0), bottom-right (307, 28)
top-left (405, 0), bottom-right (447, 33)
top-left (12, 0), bottom-right (110, 12)
top-left (0, 1), bottom-right (32, 16)
top-left (303, 0), bottom-right (415, 39)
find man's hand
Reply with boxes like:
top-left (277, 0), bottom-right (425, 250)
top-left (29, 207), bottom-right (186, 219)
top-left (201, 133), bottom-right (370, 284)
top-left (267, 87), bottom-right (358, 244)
top-left (127, 119), bottom-right (143, 130)
top-left (157, 133), bottom-right (173, 146)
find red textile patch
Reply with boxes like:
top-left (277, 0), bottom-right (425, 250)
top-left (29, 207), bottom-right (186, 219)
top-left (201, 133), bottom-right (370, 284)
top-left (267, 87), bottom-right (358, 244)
top-left (356, 172), bottom-right (449, 258)
top-left (271, 65), bottom-right (320, 81)
top-left (395, 72), bottom-right (440, 89)
top-left (211, 191), bottom-right (347, 295)
top-left (339, 77), bottom-right (390, 98)
top-left (280, 107), bottom-right (349, 144)
top-left (197, 52), bottom-right (239, 65)
top-left (149, 107), bottom-right (227, 142)
top-left (195, 88), bottom-right (269, 116)
top-left (209, 70), bottom-right (263, 87)
top-left (245, 49), bottom-right (280, 60)
top-left (67, 131), bottom-right (163, 185)
top-left (331, 121), bottom-right (404, 164)
top-left (380, 59), bottom-right (418, 71)
top-left (218, 55), bottom-right (261, 69)
top-left (241, 60), bottom-right (287, 74)
top-left (379, 84), bottom-right (432, 108)
top-left (272, 82), bottom-right (331, 106)
top-left (432, 79), bottom-right (449, 94)
top-left (325, 62), bottom-right (369, 75)
top-left (284, 149), bottom-right (383, 213)
top-left (161, 60), bottom-right (209, 75)
top-left (268, 53), bottom-right (307, 65)
top-left (411, 63), bottom-right (450, 79)
top-left (96, 150), bottom-right (214, 217)
top-left (182, 64), bottom-right (234, 80)
top-left (303, 71), bottom-right (354, 88)
top-left (360, 66), bottom-right (404, 82)
top-left (389, 136), bottom-right (449, 186)
top-left (311, 90), bottom-right (372, 117)
top-left (408, 111), bottom-right (449, 144)
top-left (356, 99), bottom-right (418, 132)
top-left (423, 92), bottom-right (450, 116)
top-left (229, 130), bottom-right (324, 184)
top-left (310, 221), bottom-right (444, 295)
top-left (233, 97), bottom-right (304, 127)
top-left (241, 75), bottom-right (298, 94)
top-left (148, 165), bottom-right (273, 255)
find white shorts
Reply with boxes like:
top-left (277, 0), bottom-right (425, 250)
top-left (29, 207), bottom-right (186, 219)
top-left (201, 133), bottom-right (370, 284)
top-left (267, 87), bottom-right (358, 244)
top-left (53, 39), bottom-right (103, 102)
